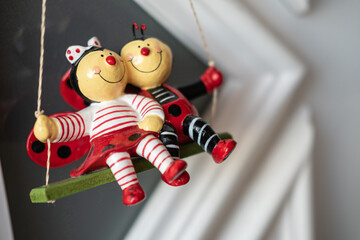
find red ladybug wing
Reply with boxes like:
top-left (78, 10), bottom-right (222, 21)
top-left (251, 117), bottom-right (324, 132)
top-left (59, 68), bottom-right (88, 110)
top-left (27, 112), bottom-right (90, 168)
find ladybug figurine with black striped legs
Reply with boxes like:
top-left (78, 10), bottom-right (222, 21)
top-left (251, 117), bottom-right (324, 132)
top-left (29, 37), bottom-right (190, 206)
top-left (121, 24), bottom-right (237, 164)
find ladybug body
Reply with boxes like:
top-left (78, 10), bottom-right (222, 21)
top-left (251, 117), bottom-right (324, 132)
top-left (29, 37), bottom-right (190, 206)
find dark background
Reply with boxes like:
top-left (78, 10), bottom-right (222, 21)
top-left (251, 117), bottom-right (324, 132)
top-left (0, 0), bottom-right (207, 239)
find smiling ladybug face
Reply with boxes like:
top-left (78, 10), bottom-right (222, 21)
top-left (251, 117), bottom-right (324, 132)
top-left (76, 49), bottom-right (127, 102)
top-left (121, 38), bottom-right (172, 89)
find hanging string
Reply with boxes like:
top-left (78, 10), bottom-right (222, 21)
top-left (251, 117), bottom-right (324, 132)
top-left (45, 139), bottom-right (51, 186)
top-left (35, 0), bottom-right (54, 200)
top-left (188, 0), bottom-right (213, 66)
top-left (35, 0), bottom-right (47, 118)
top-left (188, 0), bottom-right (218, 122)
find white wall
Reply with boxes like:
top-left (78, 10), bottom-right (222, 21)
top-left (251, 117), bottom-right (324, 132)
top-left (246, 1), bottom-right (360, 239)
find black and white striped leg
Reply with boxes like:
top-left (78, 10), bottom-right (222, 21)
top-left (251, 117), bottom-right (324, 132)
top-left (159, 122), bottom-right (180, 159)
top-left (182, 115), bottom-right (220, 154)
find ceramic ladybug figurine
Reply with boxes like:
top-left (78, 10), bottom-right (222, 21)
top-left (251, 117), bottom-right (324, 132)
top-left (32, 37), bottom-right (189, 206)
top-left (120, 24), bottom-right (237, 163)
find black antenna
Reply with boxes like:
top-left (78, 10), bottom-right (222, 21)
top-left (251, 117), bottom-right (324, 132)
top-left (140, 24), bottom-right (146, 40)
top-left (132, 23), bottom-right (139, 39)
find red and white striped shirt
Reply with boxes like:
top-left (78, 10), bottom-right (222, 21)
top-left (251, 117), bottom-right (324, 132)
top-left (53, 94), bottom-right (164, 142)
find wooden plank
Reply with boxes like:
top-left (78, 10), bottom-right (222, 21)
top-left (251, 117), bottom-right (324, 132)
top-left (30, 133), bottom-right (232, 203)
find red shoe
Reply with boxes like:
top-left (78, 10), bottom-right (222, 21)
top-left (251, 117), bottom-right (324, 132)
top-left (162, 159), bottom-right (187, 183)
top-left (122, 183), bottom-right (146, 206)
top-left (162, 171), bottom-right (190, 187)
top-left (212, 139), bottom-right (237, 164)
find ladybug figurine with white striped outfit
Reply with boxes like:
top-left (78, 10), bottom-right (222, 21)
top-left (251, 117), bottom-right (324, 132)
top-left (121, 24), bottom-right (237, 164)
top-left (32, 37), bottom-right (189, 206)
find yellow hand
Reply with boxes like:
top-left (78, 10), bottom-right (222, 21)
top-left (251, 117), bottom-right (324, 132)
top-left (138, 115), bottom-right (164, 132)
top-left (33, 115), bottom-right (59, 143)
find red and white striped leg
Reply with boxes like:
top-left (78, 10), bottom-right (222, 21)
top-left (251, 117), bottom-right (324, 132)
top-left (136, 135), bottom-right (189, 185)
top-left (106, 152), bottom-right (145, 206)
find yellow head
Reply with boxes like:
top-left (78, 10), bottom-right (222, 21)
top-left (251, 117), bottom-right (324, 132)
top-left (121, 38), bottom-right (172, 89)
top-left (72, 49), bottom-right (127, 102)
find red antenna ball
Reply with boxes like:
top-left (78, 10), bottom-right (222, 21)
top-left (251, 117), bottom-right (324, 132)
top-left (133, 23), bottom-right (139, 30)
top-left (141, 24), bottom-right (146, 30)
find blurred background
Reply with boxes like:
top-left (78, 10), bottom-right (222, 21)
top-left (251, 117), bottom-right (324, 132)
top-left (0, 0), bottom-right (359, 240)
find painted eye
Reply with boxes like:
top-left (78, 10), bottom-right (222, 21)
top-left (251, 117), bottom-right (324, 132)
top-left (109, 52), bottom-right (112, 55)
top-left (138, 45), bottom-right (141, 48)
top-left (147, 43), bottom-right (150, 46)
top-left (101, 54), bottom-right (104, 57)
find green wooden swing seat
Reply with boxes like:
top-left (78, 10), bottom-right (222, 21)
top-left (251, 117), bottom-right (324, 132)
top-left (30, 132), bottom-right (232, 203)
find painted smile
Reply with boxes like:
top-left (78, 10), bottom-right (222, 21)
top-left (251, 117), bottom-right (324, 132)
top-left (130, 51), bottom-right (162, 73)
top-left (97, 63), bottom-right (126, 84)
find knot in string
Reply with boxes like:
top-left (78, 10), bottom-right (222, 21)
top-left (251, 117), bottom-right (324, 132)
top-left (34, 110), bottom-right (45, 118)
